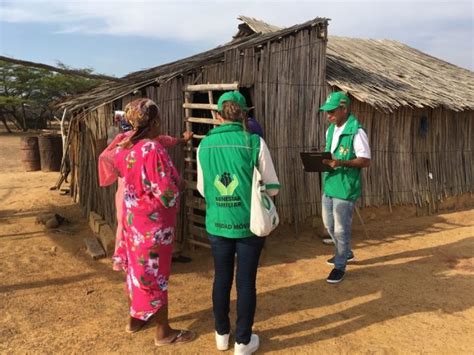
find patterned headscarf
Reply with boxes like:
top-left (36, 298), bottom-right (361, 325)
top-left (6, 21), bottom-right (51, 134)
top-left (124, 98), bottom-right (160, 129)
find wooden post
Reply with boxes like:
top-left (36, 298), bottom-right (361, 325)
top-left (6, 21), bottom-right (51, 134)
top-left (184, 91), bottom-right (194, 249)
top-left (21, 103), bottom-right (27, 131)
top-left (60, 108), bottom-right (67, 156)
top-left (184, 82), bottom-right (239, 92)
top-left (182, 103), bottom-right (218, 111)
top-left (208, 89), bottom-right (216, 120)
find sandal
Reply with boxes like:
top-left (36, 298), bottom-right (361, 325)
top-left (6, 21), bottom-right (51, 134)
top-left (154, 329), bottom-right (196, 347)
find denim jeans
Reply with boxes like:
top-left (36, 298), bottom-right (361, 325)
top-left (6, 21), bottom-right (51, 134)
top-left (321, 194), bottom-right (355, 272)
top-left (208, 234), bottom-right (265, 345)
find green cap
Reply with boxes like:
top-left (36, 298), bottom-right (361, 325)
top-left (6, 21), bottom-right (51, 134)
top-left (217, 91), bottom-right (248, 112)
top-left (319, 91), bottom-right (351, 111)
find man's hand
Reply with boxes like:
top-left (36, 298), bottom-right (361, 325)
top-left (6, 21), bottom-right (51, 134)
top-left (322, 159), bottom-right (340, 168)
top-left (323, 157), bottom-right (371, 169)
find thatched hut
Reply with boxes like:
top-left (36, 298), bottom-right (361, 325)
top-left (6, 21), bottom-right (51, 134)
top-left (58, 16), bottom-right (473, 248)
top-left (58, 17), bottom-right (330, 247)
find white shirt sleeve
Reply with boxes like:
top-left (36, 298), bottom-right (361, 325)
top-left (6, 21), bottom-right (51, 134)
top-left (196, 146), bottom-right (204, 197)
top-left (257, 138), bottom-right (280, 196)
top-left (353, 128), bottom-right (371, 159)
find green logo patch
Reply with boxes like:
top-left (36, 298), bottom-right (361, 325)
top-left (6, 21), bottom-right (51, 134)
top-left (214, 172), bottom-right (239, 196)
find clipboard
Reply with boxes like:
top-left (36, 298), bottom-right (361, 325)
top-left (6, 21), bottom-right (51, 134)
top-left (300, 151), bottom-right (333, 172)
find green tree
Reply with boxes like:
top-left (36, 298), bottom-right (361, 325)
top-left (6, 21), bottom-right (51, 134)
top-left (0, 60), bottom-right (105, 131)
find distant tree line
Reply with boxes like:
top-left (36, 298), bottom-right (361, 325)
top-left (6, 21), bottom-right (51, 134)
top-left (0, 59), bottom-right (109, 132)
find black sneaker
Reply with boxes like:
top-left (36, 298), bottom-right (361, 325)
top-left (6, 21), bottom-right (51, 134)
top-left (327, 268), bottom-right (345, 284)
top-left (326, 254), bottom-right (355, 265)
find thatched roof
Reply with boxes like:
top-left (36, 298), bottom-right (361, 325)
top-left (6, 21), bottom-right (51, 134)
top-left (58, 17), bottom-right (328, 113)
top-left (59, 16), bottom-right (474, 114)
top-left (233, 17), bottom-right (474, 112)
top-left (327, 37), bottom-right (474, 112)
top-left (233, 15), bottom-right (282, 39)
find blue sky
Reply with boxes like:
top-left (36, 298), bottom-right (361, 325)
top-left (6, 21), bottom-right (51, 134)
top-left (1, 0), bottom-right (473, 77)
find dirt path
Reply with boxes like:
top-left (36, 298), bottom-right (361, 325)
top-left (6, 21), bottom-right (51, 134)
top-left (1, 132), bottom-right (473, 354)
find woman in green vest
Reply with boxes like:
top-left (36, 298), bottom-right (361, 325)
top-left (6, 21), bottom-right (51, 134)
top-left (197, 91), bottom-right (280, 354)
top-left (320, 91), bottom-right (371, 284)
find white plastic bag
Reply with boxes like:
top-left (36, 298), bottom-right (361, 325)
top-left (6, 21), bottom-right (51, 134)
top-left (250, 166), bottom-right (279, 237)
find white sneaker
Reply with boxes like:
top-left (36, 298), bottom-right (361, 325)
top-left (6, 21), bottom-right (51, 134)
top-left (234, 334), bottom-right (259, 355)
top-left (215, 331), bottom-right (230, 351)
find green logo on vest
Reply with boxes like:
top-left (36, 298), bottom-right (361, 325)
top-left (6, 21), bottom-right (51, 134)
top-left (214, 172), bottom-right (239, 196)
top-left (262, 194), bottom-right (271, 210)
top-left (338, 145), bottom-right (350, 156)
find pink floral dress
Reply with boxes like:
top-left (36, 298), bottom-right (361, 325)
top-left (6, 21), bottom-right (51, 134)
top-left (98, 133), bottom-right (179, 271)
top-left (112, 139), bottom-right (181, 320)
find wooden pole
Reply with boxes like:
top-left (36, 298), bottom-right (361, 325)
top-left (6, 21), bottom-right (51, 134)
top-left (184, 82), bottom-right (239, 92)
top-left (182, 103), bottom-right (218, 111)
top-left (60, 108), bottom-right (67, 153)
top-left (184, 91), bottom-right (194, 249)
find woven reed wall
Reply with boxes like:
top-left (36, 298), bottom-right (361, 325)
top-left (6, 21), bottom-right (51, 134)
top-left (350, 100), bottom-right (474, 211)
top-left (66, 26), bottom-right (473, 233)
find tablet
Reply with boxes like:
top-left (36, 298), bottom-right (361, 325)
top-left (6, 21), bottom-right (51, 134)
top-left (300, 151), bottom-right (333, 172)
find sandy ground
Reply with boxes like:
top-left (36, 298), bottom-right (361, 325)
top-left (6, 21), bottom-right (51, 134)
top-left (1, 131), bottom-right (473, 354)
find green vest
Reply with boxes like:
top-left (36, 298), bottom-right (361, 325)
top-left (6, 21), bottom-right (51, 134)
top-left (323, 114), bottom-right (364, 201)
top-left (198, 122), bottom-right (260, 238)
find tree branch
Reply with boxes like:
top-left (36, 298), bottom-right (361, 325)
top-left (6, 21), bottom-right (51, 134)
top-left (0, 55), bottom-right (123, 82)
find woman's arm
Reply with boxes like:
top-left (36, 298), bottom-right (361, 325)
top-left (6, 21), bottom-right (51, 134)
top-left (196, 145), bottom-right (204, 197)
top-left (257, 138), bottom-right (281, 196)
top-left (157, 131), bottom-right (194, 147)
top-left (98, 133), bottom-right (128, 186)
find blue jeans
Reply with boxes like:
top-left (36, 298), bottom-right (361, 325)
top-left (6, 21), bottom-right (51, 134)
top-left (321, 194), bottom-right (355, 272)
top-left (208, 234), bottom-right (265, 344)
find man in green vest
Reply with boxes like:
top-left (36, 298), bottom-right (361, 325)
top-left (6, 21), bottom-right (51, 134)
top-left (320, 91), bottom-right (371, 283)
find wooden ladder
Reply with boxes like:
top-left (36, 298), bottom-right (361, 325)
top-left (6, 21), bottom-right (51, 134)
top-left (182, 82), bottom-right (239, 248)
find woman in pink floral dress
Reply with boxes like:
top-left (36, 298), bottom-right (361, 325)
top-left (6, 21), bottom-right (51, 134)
top-left (111, 98), bottom-right (195, 346)
top-left (98, 117), bottom-right (193, 271)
